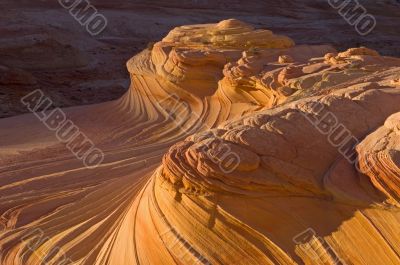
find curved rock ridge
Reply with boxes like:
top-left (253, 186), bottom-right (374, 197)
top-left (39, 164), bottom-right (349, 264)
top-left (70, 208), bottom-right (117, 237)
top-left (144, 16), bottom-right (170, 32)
top-left (1, 19), bottom-right (400, 265)
top-left (356, 113), bottom-right (400, 206)
top-left (152, 87), bottom-right (400, 265)
top-left (160, 85), bottom-right (400, 198)
top-left (148, 86), bottom-right (400, 265)
top-left (131, 19), bottom-right (399, 111)
top-left (162, 19), bottom-right (295, 49)
top-left (324, 112), bottom-right (400, 207)
top-left (142, 18), bottom-right (296, 97)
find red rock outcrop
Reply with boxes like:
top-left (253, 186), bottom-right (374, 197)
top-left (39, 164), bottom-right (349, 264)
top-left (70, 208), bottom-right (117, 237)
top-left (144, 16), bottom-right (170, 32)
top-left (0, 19), bottom-right (400, 265)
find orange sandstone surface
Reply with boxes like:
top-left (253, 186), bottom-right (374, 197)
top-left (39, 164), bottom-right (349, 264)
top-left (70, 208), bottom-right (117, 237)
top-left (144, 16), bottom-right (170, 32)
top-left (0, 19), bottom-right (400, 265)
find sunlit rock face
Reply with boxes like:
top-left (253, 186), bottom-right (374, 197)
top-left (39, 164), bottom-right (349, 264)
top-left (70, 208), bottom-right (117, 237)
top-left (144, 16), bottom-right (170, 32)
top-left (148, 20), bottom-right (400, 265)
top-left (355, 113), bottom-right (400, 206)
top-left (157, 88), bottom-right (400, 265)
top-left (1, 19), bottom-right (400, 265)
top-left (162, 19), bottom-right (295, 49)
top-left (143, 19), bottom-right (295, 96)
top-left (160, 84), bottom-right (400, 198)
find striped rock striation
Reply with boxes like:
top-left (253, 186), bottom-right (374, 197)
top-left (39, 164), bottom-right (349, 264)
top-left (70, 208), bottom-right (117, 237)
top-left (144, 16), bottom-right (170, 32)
top-left (0, 19), bottom-right (400, 265)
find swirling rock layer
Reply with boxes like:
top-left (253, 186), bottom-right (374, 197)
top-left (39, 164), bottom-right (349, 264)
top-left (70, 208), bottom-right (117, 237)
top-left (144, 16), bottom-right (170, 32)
top-left (1, 19), bottom-right (400, 265)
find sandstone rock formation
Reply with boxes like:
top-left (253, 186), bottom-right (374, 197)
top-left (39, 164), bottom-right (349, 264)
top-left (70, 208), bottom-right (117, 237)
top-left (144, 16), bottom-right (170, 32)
top-left (2, 0), bottom-right (400, 118)
top-left (0, 19), bottom-right (400, 265)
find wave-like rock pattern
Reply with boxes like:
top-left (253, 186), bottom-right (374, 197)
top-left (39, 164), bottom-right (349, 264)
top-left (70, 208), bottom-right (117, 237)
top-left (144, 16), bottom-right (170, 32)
top-left (1, 19), bottom-right (400, 265)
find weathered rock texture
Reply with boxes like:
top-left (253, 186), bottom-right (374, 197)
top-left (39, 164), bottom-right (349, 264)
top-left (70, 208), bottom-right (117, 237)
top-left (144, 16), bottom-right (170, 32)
top-left (2, 0), bottom-right (400, 118)
top-left (0, 19), bottom-right (400, 265)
